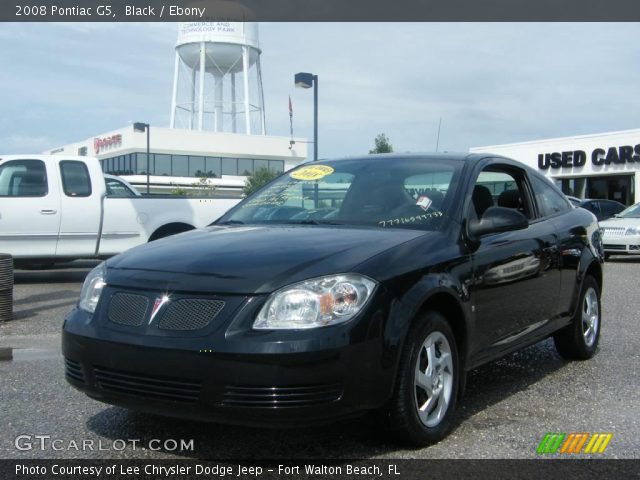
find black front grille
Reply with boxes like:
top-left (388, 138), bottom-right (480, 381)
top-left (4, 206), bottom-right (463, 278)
top-left (603, 244), bottom-right (626, 251)
top-left (222, 384), bottom-right (343, 408)
top-left (94, 366), bottom-right (202, 403)
top-left (108, 293), bottom-right (149, 327)
top-left (64, 358), bottom-right (85, 384)
top-left (157, 299), bottom-right (225, 331)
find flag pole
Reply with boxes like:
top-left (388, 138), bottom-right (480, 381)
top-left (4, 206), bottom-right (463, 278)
top-left (289, 95), bottom-right (295, 149)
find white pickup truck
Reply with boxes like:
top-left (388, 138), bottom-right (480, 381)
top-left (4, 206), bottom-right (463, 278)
top-left (0, 155), bottom-right (240, 266)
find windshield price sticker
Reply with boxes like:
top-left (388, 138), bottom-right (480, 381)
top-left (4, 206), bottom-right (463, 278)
top-left (290, 165), bottom-right (335, 181)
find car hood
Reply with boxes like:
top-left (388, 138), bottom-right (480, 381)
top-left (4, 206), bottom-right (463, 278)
top-left (106, 224), bottom-right (428, 294)
top-left (600, 217), bottom-right (640, 228)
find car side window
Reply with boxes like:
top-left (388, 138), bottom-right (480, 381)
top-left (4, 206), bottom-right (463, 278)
top-left (0, 159), bottom-right (48, 197)
top-left (530, 175), bottom-right (572, 218)
top-left (470, 167), bottom-right (533, 220)
top-left (60, 161), bottom-right (92, 197)
top-left (583, 201), bottom-right (601, 216)
top-left (106, 178), bottom-right (134, 197)
top-left (601, 201), bottom-right (622, 218)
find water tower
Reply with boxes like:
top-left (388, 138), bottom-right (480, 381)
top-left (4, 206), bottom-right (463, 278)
top-left (170, 22), bottom-right (266, 135)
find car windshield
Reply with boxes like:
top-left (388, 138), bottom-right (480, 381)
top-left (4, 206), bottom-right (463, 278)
top-left (218, 157), bottom-right (462, 231)
top-left (617, 203), bottom-right (640, 218)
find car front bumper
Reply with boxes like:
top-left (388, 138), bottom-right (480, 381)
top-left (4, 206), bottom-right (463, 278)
top-left (61, 304), bottom-right (393, 427)
top-left (602, 236), bottom-right (640, 255)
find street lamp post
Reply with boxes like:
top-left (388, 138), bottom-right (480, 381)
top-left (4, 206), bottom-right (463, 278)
top-left (133, 122), bottom-right (150, 194)
top-left (294, 72), bottom-right (318, 161)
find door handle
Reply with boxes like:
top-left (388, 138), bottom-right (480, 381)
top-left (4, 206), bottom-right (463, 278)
top-left (40, 209), bottom-right (58, 215)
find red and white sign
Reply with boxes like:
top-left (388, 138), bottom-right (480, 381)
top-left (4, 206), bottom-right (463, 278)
top-left (94, 134), bottom-right (122, 154)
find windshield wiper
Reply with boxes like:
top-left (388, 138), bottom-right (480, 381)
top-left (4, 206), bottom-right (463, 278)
top-left (216, 220), bottom-right (245, 225)
top-left (285, 219), bottom-right (345, 225)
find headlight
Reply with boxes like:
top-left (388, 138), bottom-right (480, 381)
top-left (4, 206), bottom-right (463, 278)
top-left (625, 227), bottom-right (640, 236)
top-left (79, 262), bottom-right (107, 313)
top-left (253, 274), bottom-right (377, 330)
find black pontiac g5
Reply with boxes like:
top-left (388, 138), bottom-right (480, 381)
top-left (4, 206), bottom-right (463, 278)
top-left (63, 154), bottom-right (603, 445)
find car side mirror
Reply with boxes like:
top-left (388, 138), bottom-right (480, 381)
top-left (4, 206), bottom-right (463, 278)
top-left (468, 206), bottom-right (529, 238)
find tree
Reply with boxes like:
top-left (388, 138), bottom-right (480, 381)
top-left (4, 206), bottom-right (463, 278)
top-left (369, 133), bottom-right (393, 154)
top-left (191, 174), bottom-right (217, 197)
top-left (243, 167), bottom-right (279, 197)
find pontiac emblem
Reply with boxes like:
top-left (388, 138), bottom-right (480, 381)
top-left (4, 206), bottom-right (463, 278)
top-left (149, 295), bottom-right (170, 324)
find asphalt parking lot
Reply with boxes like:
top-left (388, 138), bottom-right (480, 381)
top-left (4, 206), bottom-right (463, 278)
top-left (0, 259), bottom-right (638, 460)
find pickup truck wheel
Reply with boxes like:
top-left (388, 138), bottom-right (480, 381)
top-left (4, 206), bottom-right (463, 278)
top-left (384, 311), bottom-right (459, 446)
top-left (553, 276), bottom-right (601, 360)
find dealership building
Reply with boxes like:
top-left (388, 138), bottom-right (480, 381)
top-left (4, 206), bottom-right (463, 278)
top-left (47, 22), bottom-right (307, 196)
top-left (471, 128), bottom-right (640, 206)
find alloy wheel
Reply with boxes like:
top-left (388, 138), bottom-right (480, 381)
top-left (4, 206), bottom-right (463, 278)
top-left (582, 287), bottom-right (599, 347)
top-left (414, 331), bottom-right (454, 427)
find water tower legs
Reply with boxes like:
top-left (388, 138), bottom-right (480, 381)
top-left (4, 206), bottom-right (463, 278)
top-left (170, 53), bottom-right (180, 128)
top-left (190, 69), bottom-right (196, 129)
top-left (214, 73), bottom-right (223, 132)
top-left (231, 73), bottom-right (237, 133)
top-left (257, 59), bottom-right (266, 135)
top-left (198, 42), bottom-right (206, 131)
top-left (242, 45), bottom-right (251, 135)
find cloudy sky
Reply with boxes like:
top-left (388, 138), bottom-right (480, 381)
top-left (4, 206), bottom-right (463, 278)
top-left (0, 22), bottom-right (638, 158)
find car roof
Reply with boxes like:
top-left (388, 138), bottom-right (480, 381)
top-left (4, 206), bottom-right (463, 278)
top-left (298, 152), bottom-right (501, 165)
top-left (579, 198), bottom-right (624, 205)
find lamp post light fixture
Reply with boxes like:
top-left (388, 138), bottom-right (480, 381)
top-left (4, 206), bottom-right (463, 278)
top-left (294, 72), bottom-right (318, 162)
top-left (133, 122), bottom-right (150, 194)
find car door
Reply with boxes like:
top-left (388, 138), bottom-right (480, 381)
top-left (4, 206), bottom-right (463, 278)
top-left (530, 174), bottom-right (587, 318)
top-left (0, 158), bottom-right (61, 258)
top-left (56, 160), bottom-right (103, 258)
top-left (468, 163), bottom-right (561, 359)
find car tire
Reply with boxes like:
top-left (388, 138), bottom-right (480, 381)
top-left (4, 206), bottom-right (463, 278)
top-left (384, 311), bottom-right (459, 446)
top-left (553, 276), bottom-right (601, 360)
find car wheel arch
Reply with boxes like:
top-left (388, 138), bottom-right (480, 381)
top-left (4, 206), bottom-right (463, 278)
top-left (384, 284), bottom-right (469, 405)
top-left (148, 222), bottom-right (195, 242)
top-left (571, 256), bottom-right (603, 317)
top-left (413, 291), bottom-right (468, 362)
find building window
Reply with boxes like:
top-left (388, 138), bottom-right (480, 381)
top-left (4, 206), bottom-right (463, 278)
top-left (221, 158), bottom-right (238, 176)
top-left (100, 152), bottom-right (288, 179)
top-left (205, 157), bottom-right (221, 178)
top-left (254, 159), bottom-right (269, 172)
top-left (172, 155), bottom-right (189, 177)
top-left (269, 160), bottom-right (285, 174)
top-left (155, 154), bottom-right (171, 176)
top-left (238, 158), bottom-right (254, 176)
top-left (189, 156), bottom-right (206, 177)
top-left (136, 153), bottom-right (151, 174)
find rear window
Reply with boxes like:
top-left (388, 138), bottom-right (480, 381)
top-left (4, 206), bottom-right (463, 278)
top-left (60, 161), bottom-right (92, 197)
top-left (531, 175), bottom-right (571, 218)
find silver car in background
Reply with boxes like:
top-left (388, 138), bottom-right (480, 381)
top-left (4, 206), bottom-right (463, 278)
top-left (599, 202), bottom-right (640, 258)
